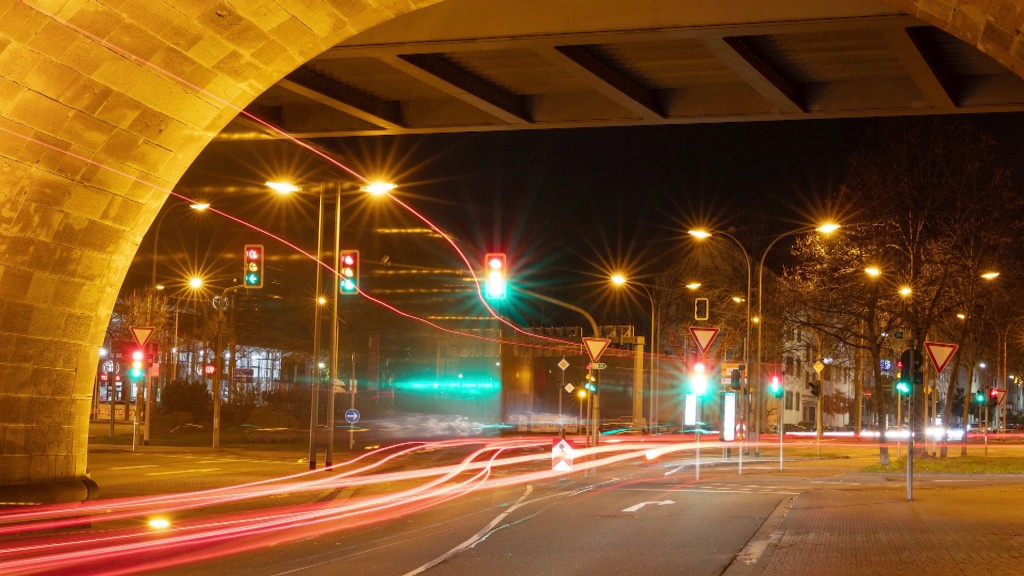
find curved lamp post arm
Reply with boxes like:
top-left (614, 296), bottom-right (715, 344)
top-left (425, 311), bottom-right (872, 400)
top-left (517, 287), bottom-right (600, 338)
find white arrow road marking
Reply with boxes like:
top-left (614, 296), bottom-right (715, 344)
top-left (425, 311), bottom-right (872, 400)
top-left (622, 500), bottom-right (675, 513)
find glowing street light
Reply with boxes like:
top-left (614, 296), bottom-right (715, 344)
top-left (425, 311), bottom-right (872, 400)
top-left (610, 273), bottom-right (657, 432)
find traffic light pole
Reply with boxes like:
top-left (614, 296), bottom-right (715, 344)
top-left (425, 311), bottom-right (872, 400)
top-left (906, 342), bottom-right (915, 501)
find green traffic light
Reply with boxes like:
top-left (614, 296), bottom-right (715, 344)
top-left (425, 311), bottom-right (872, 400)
top-left (896, 380), bottom-right (910, 394)
top-left (129, 367), bottom-right (144, 380)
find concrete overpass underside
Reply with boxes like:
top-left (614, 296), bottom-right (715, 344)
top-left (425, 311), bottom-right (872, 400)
top-left (1, 0), bottom-right (1024, 502)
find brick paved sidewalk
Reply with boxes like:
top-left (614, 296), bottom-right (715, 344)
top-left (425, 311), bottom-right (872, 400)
top-left (751, 480), bottom-right (1024, 576)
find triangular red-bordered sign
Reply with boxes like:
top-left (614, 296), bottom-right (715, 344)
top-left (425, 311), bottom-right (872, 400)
top-left (689, 326), bottom-right (720, 356)
top-left (130, 326), bottom-right (156, 349)
top-left (582, 337), bottom-right (611, 363)
top-left (924, 341), bottom-right (958, 373)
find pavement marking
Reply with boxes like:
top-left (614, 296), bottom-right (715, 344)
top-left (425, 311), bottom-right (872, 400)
top-left (144, 468), bottom-right (222, 476)
top-left (107, 465), bottom-right (160, 470)
top-left (622, 500), bottom-right (675, 513)
top-left (620, 487), bottom-right (800, 495)
top-left (401, 485), bottom-right (535, 576)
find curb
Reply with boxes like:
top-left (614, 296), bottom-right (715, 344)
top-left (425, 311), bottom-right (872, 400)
top-left (721, 494), bottom-right (795, 576)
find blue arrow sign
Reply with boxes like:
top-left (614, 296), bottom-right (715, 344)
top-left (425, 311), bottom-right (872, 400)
top-left (345, 408), bottom-right (360, 424)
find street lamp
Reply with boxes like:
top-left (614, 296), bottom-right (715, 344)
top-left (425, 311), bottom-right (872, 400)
top-left (753, 222), bottom-right (839, 449)
top-left (267, 179), bottom-right (392, 469)
top-left (688, 228), bottom-right (752, 446)
top-left (610, 274), bottom-right (658, 432)
top-left (150, 202), bottom-right (210, 288)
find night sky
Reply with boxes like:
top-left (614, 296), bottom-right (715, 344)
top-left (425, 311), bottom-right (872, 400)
top-left (127, 112), bottom-right (1024, 333)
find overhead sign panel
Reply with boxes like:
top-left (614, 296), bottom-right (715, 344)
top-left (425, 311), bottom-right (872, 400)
top-left (925, 341), bottom-right (958, 373)
top-left (689, 327), bottom-right (720, 356)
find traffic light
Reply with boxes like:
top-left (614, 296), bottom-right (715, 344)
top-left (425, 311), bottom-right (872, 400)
top-left (768, 375), bottom-right (783, 398)
top-left (243, 244), bottom-right (264, 288)
top-left (339, 249), bottom-right (360, 294)
top-left (895, 379), bottom-right (910, 395)
top-left (694, 297), bottom-right (709, 321)
top-left (974, 390), bottom-right (985, 404)
top-left (128, 349), bottom-right (145, 380)
top-left (730, 368), bottom-right (741, 390)
top-left (484, 253), bottom-right (507, 299)
top-left (689, 362), bottom-right (709, 396)
top-left (987, 387), bottom-right (1000, 408)
top-left (807, 381), bottom-right (820, 397)
top-left (899, 348), bottom-right (923, 385)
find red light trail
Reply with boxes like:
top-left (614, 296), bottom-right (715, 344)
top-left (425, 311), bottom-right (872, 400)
top-left (0, 437), bottom-right (720, 575)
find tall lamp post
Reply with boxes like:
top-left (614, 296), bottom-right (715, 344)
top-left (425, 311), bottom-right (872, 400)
top-left (267, 180), bottom-right (393, 469)
top-left (610, 275), bottom-right (657, 432)
top-left (150, 202), bottom-right (210, 288)
top-left (753, 223), bottom-right (839, 450)
top-left (688, 229), bottom-right (752, 444)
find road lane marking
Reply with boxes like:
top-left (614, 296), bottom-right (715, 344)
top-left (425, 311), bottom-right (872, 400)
top-left (144, 468), bottom-right (221, 476)
top-left (402, 485), bottom-right (535, 576)
top-left (107, 465), bottom-right (160, 470)
top-left (620, 487), bottom-right (800, 495)
top-left (622, 500), bottom-right (675, 513)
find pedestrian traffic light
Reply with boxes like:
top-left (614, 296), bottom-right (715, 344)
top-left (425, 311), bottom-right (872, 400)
top-left (689, 362), bottom-right (709, 396)
top-left (129, 349), bottom-right (145, 380)
top-left (243, 244), bottom-right (264, 288)
top-left (768, 375), bottom-right (783, 398)
top-left (730, 368), bottom-right (741, 390)
top-left (484, 252), bottom-right (507, 299)
top-left (895, 378), bottom-right (910, 395)
top-left (807, 381), bottom-right (820, 397)
top-left (339, 249), bottom-right (360, 294)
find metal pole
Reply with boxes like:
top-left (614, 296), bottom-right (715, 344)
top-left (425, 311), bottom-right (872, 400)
top-left (716, 231), bottom-right (752, 454)
top-left (326, 185), bottom-right (341, 468)
top-left (755, 230), bottom-right (802, 456)
top-left (308, 186), bottom-right (324, 470)
top-left (896, 390), bottom-right (902, 460)
top-left (695, 396), bottom-right (701, 481)
top-left (350, 352), bottom-right (356, 451)
top-left (907, 341), bottom-right (915, 501)
top-left (558, 358), bottom-right (565, 428)
top-left (640, 285), bottom-right (656, 433)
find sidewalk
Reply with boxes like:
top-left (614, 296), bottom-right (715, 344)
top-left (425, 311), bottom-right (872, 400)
top-left (721, 454), bottom-right (1024, 576)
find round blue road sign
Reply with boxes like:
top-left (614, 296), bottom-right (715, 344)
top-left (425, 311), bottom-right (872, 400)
top-left (345, 408), bottom-right (360, 424)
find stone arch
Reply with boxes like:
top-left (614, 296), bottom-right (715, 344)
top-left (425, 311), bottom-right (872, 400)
top-left (0, 0), bottom-right (1021, 501)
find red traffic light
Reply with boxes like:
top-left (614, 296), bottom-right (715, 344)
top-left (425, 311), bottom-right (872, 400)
top-left (243, 244), bottom-right (264, 288)
top-left (339, 249), bottom-right (360, 294)
top-left (484, 252), bottom-right (507, 299)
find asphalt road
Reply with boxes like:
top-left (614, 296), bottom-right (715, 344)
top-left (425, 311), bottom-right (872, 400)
top-left (81, 446), bottom-right (795, 576)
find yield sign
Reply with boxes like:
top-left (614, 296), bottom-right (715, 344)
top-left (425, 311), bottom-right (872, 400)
top-left (689, 327), bottom-right (720, 356)
top-left (130, 326), bottom-right (156, 349)
top-left (582, 337), bottom-right (611, 362)
top-left (924, 341), bottom-right (958, 373)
